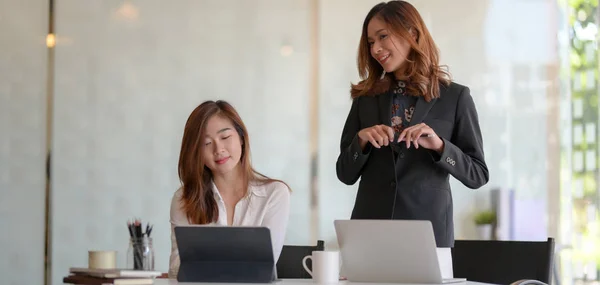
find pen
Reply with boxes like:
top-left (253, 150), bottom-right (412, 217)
top-left (394, 133), bottom-right (434, 141)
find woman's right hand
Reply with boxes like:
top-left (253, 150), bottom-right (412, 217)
top-left (358, 124), bottom-right (395, 150)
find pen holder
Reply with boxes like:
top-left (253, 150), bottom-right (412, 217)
top-left (126, 236), bottom-right (154, 270)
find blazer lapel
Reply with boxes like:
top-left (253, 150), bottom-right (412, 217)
top-left (378, 92), bottom-right (392, 126)
top-left (409, 96), bottom-right (437, 126)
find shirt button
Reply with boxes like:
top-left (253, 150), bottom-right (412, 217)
top-left (400, 152), bottom-right (405, 159)
top-left (390, 182), bottom-right (396, 188)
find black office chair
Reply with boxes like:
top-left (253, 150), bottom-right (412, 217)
top-left (452, 238), bottom-right (555, 285)
top-left (276, 240), bottom-right (325, 278)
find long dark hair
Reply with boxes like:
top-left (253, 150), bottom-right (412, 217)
top-left (177, 100), bottom-right (289, 224)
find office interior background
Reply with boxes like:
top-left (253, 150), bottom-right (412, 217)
top-left (1, 0), bottom-right (599, 284)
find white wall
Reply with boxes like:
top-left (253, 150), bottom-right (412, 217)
top-left (51, 1), bottom-right (311, 284)
top-left (317, 0), bottom-right (383, 247)
top-left (0, 0), bottom-right (49, 284)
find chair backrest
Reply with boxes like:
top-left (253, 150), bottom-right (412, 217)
top-left (452, 238), bottom-right (555, 285)
top-left (276, 240), bottom-right (325, 279)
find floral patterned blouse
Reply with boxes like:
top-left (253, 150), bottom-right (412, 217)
top-left (391, 80), bottom-right (418, 137)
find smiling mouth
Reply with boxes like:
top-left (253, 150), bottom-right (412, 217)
top-left (215, 157), bottom-right (229, 165)
top-left (379, 54), bottom-right (390, 64)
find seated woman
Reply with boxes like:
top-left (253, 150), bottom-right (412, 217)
top-left (169, 100), bottom-right (291, 278)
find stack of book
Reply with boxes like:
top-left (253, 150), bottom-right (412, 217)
top-left (63, 267), bottom-right (162, 285)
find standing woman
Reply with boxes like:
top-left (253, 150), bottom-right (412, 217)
top-left (336, 0), bottom-right (488, 264)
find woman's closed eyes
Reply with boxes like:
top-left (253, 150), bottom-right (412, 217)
top-left (204, 135), bottom-right (232, 146)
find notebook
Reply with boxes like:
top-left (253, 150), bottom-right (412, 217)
top-left (63, 274), bottom-right (154, 285)
top-left (69, 267), bottom-right (161, 279)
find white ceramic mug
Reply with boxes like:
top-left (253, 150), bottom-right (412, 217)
top-left (302, 251), bottom-right (340, 283)
top-left (88, 250), bottom-right (117, 269)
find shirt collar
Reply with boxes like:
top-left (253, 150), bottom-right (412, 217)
top-left (211, 180), bottom-right (267, 200)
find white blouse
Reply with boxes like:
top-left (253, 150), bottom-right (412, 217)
top-left (168, 180), bottom-right (291, 278)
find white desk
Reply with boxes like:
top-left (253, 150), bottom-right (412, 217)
top-left (153, 279), bottom-right (495, 285)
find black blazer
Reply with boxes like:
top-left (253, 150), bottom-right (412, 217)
top-left (336, 82), bottom-right (489, 247)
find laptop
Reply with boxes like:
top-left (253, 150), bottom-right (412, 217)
top-left (334, 220), bottom-right (466, 284)
top-left (174, 225), bottom-right (276, 283)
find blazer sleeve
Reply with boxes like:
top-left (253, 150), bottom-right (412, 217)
top-left (432, 87), bottom-right (489, 189)
top-left (336, 97), bottom-right (371, 185)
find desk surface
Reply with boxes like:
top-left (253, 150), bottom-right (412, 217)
top-left (153, 279), bottom-right (494, 285)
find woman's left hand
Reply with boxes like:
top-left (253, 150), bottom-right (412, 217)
top-left (397, 123), bottom-right (444, 153)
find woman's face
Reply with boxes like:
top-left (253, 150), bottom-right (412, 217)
top-left (201, 115), bottom-right (243, 175)
top-left (367, 17), bottom-right (411, 75)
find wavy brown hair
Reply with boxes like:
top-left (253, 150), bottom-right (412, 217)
top-left (177, 100), bottom-right (289, 224)
top-left (351, 1), bottom-right (451, 101)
